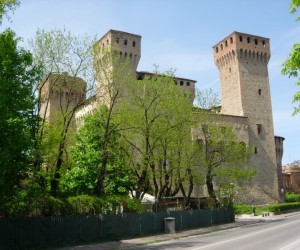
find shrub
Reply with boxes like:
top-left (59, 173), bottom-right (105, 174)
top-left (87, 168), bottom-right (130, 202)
top-left (268, 202), bottom-right (300, 213)
top-left (233, 204), bottom-right (255, 215)
top-left (67, 195), bottom-right (104, 215)
top-left (285, 192), bottom-right (300, 203)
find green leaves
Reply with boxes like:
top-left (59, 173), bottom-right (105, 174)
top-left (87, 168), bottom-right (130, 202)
top-left (0, 29), bottom-right (41, 199)
top-left (282, 1), bottom-right (300, 115)
top-left (0, 0), bottom-right (19, 24)
top-left (62, 106), bottom-right (135, 196)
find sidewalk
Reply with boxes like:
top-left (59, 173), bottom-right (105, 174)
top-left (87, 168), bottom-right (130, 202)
top-left (58, 215), bottom-right (271, 250)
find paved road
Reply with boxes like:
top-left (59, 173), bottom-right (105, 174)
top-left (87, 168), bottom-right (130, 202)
top-left (128, 213), bottom-right (300, 250)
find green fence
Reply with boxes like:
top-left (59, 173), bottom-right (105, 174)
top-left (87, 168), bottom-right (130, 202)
top-left (0, 208), bottom-right (234, 249)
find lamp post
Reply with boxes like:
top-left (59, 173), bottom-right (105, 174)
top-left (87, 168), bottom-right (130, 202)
top-left (281, 188), bottom-right (285, 202)
top-left (229, 183), bottom-right (234, 207)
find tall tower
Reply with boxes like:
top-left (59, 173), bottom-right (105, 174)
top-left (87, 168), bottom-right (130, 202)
top-left (93, 30), bottom-right (141, 95)
top-left (213, 32), bottom-right (280, 203)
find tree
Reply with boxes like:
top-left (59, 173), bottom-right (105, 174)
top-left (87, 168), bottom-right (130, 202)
top-left (30, 28), bottom-right (96, 197)
top-left (60, 106), bottom-right (135, 196)
top-left (0, 0), bottom-right (19, 24)
top-left (282, 0), bottom-right (300, 115)
top-left (194, 89), bottom-right (255, 206)
top-left (196, 123), bottom-right (255, 205)
top-left (0, 29), bottom-right (41, 200)
top-left (90, 44), bottom-right (135, 196)
top-left (118, 70), bottom-right (196, 201)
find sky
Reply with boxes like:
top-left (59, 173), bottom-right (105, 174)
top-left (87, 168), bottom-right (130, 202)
top-left (1, 0), bottom-right (299, 165)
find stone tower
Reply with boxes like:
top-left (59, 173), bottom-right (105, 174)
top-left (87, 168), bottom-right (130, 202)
top-left (213, 32), bottom-right (280, 203)
top-left (39, 73), bottom-right (86, 124)
top-left (93, 30), bottom-right (141, 98)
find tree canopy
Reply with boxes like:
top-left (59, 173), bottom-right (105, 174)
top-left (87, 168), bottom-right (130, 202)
top-left (0, 29), bottom-right (41, 199)
top-left (282, 0), bottom-right (300, 115)
top-left (0, 0), bottom-right (19, 24)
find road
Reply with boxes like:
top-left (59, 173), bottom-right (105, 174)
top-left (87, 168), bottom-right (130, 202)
top-left (129, 213), bottom-right (300, 250)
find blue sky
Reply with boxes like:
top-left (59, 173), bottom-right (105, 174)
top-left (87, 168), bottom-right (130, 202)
top-left (1, 0), bottom-right (299, 165)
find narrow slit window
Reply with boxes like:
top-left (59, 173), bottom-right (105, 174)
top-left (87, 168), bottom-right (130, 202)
top-left (258, 89), bottom-right (262, 95)
top-left (255, 147), bottom-right (258, 154)
top-left (257, 124), bottom-right (262, 135)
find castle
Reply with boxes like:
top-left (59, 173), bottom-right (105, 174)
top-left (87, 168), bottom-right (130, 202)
top-left (39, 29), bottom-right (284, 204)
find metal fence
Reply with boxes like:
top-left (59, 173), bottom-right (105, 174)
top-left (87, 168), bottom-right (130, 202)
top-left (0, 208), bottom-right (234, 250)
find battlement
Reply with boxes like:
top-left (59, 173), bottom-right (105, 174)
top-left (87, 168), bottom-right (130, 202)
top-left (213, 31), bottom-right (270, 68)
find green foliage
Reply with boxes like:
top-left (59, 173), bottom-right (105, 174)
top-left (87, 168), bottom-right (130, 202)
top-left (61, 106), bottom-right (135, 196)
top-left (0, 181), bottom-right (69, 217)
top-left (285, 192), bottom-right (300, 202)
top-left (30, 28), bottom-right (96, 89)
top-left (67, 195), bottom-right (104, 214)
top-left (0, 29), bottom-right (41, 200)
top-left (118, 69), bottom-right (196, 200)
top-left (282, 0), bottom-right (300, 115)
top-left (233, 204), bottom-right (255, 215)
top-left (196, 122), bottom-right (255, 204)
top-left (268, 202), bottom-right (300, 213)
top-left (0, 0), bottom-right (19, 24)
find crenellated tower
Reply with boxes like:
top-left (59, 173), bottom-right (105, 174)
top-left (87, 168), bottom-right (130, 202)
top-left (213, 32), bottom-right (280, 203)
top-left (93, 30), bottom-right (141, 105)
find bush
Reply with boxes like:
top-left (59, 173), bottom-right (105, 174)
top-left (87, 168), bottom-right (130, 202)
top-left (233, 204), bottom-right (255, 215)
top-left (67, 195), bottom-right (104, 214)
top-left (285, 192), bottom-right (300, 203)
top-left (268, 202), bottom-right (300, 213)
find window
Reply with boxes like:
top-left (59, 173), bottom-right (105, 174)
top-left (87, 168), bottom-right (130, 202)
top-left (230, 37), bottom-right (233, 43)
top-left (119, 51), bottom-right (122, 56)
top-left (116, 38), bottom-right (119, 44)
top-left (130, 53), bottom-right (132, 59)
top-left (225, 40), bottom-right (228, 47)
top-left (107, 39), bottom-right (109, 44)
top-left (262, 40), bottom-right (266, 47)
top-left (258, 89), bottom-right (262, 95)
top-left (125, 52), bottom-right (127, 57)
top-left (229, 67), bottom-right (231, 73)
top-left (180, 81), bottom-right (184, 86)
top-left (257, 124), bottom-right (262, 135)
top-left (220, 44), bottom-right (223, 50)
top-left (133, 41), bottom-right (136, 47)
top-left (239, 35), bottom-right (243, 42)
top-left (124, 39), bottom-right (127, 45)
top-left (255, 39), bottom-right (258, 45)
top-left (216, 47), bottom-right (219, 53)
top-left (247, 37), bottom-right (250, 43)
top-left (186, 82), bottom-right (190, 86)
top-left (255, 147), bottom-right (258, 154)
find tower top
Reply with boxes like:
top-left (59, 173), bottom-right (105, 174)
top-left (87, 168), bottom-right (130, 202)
top-left (213, 31), bottom-right (270, 65)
